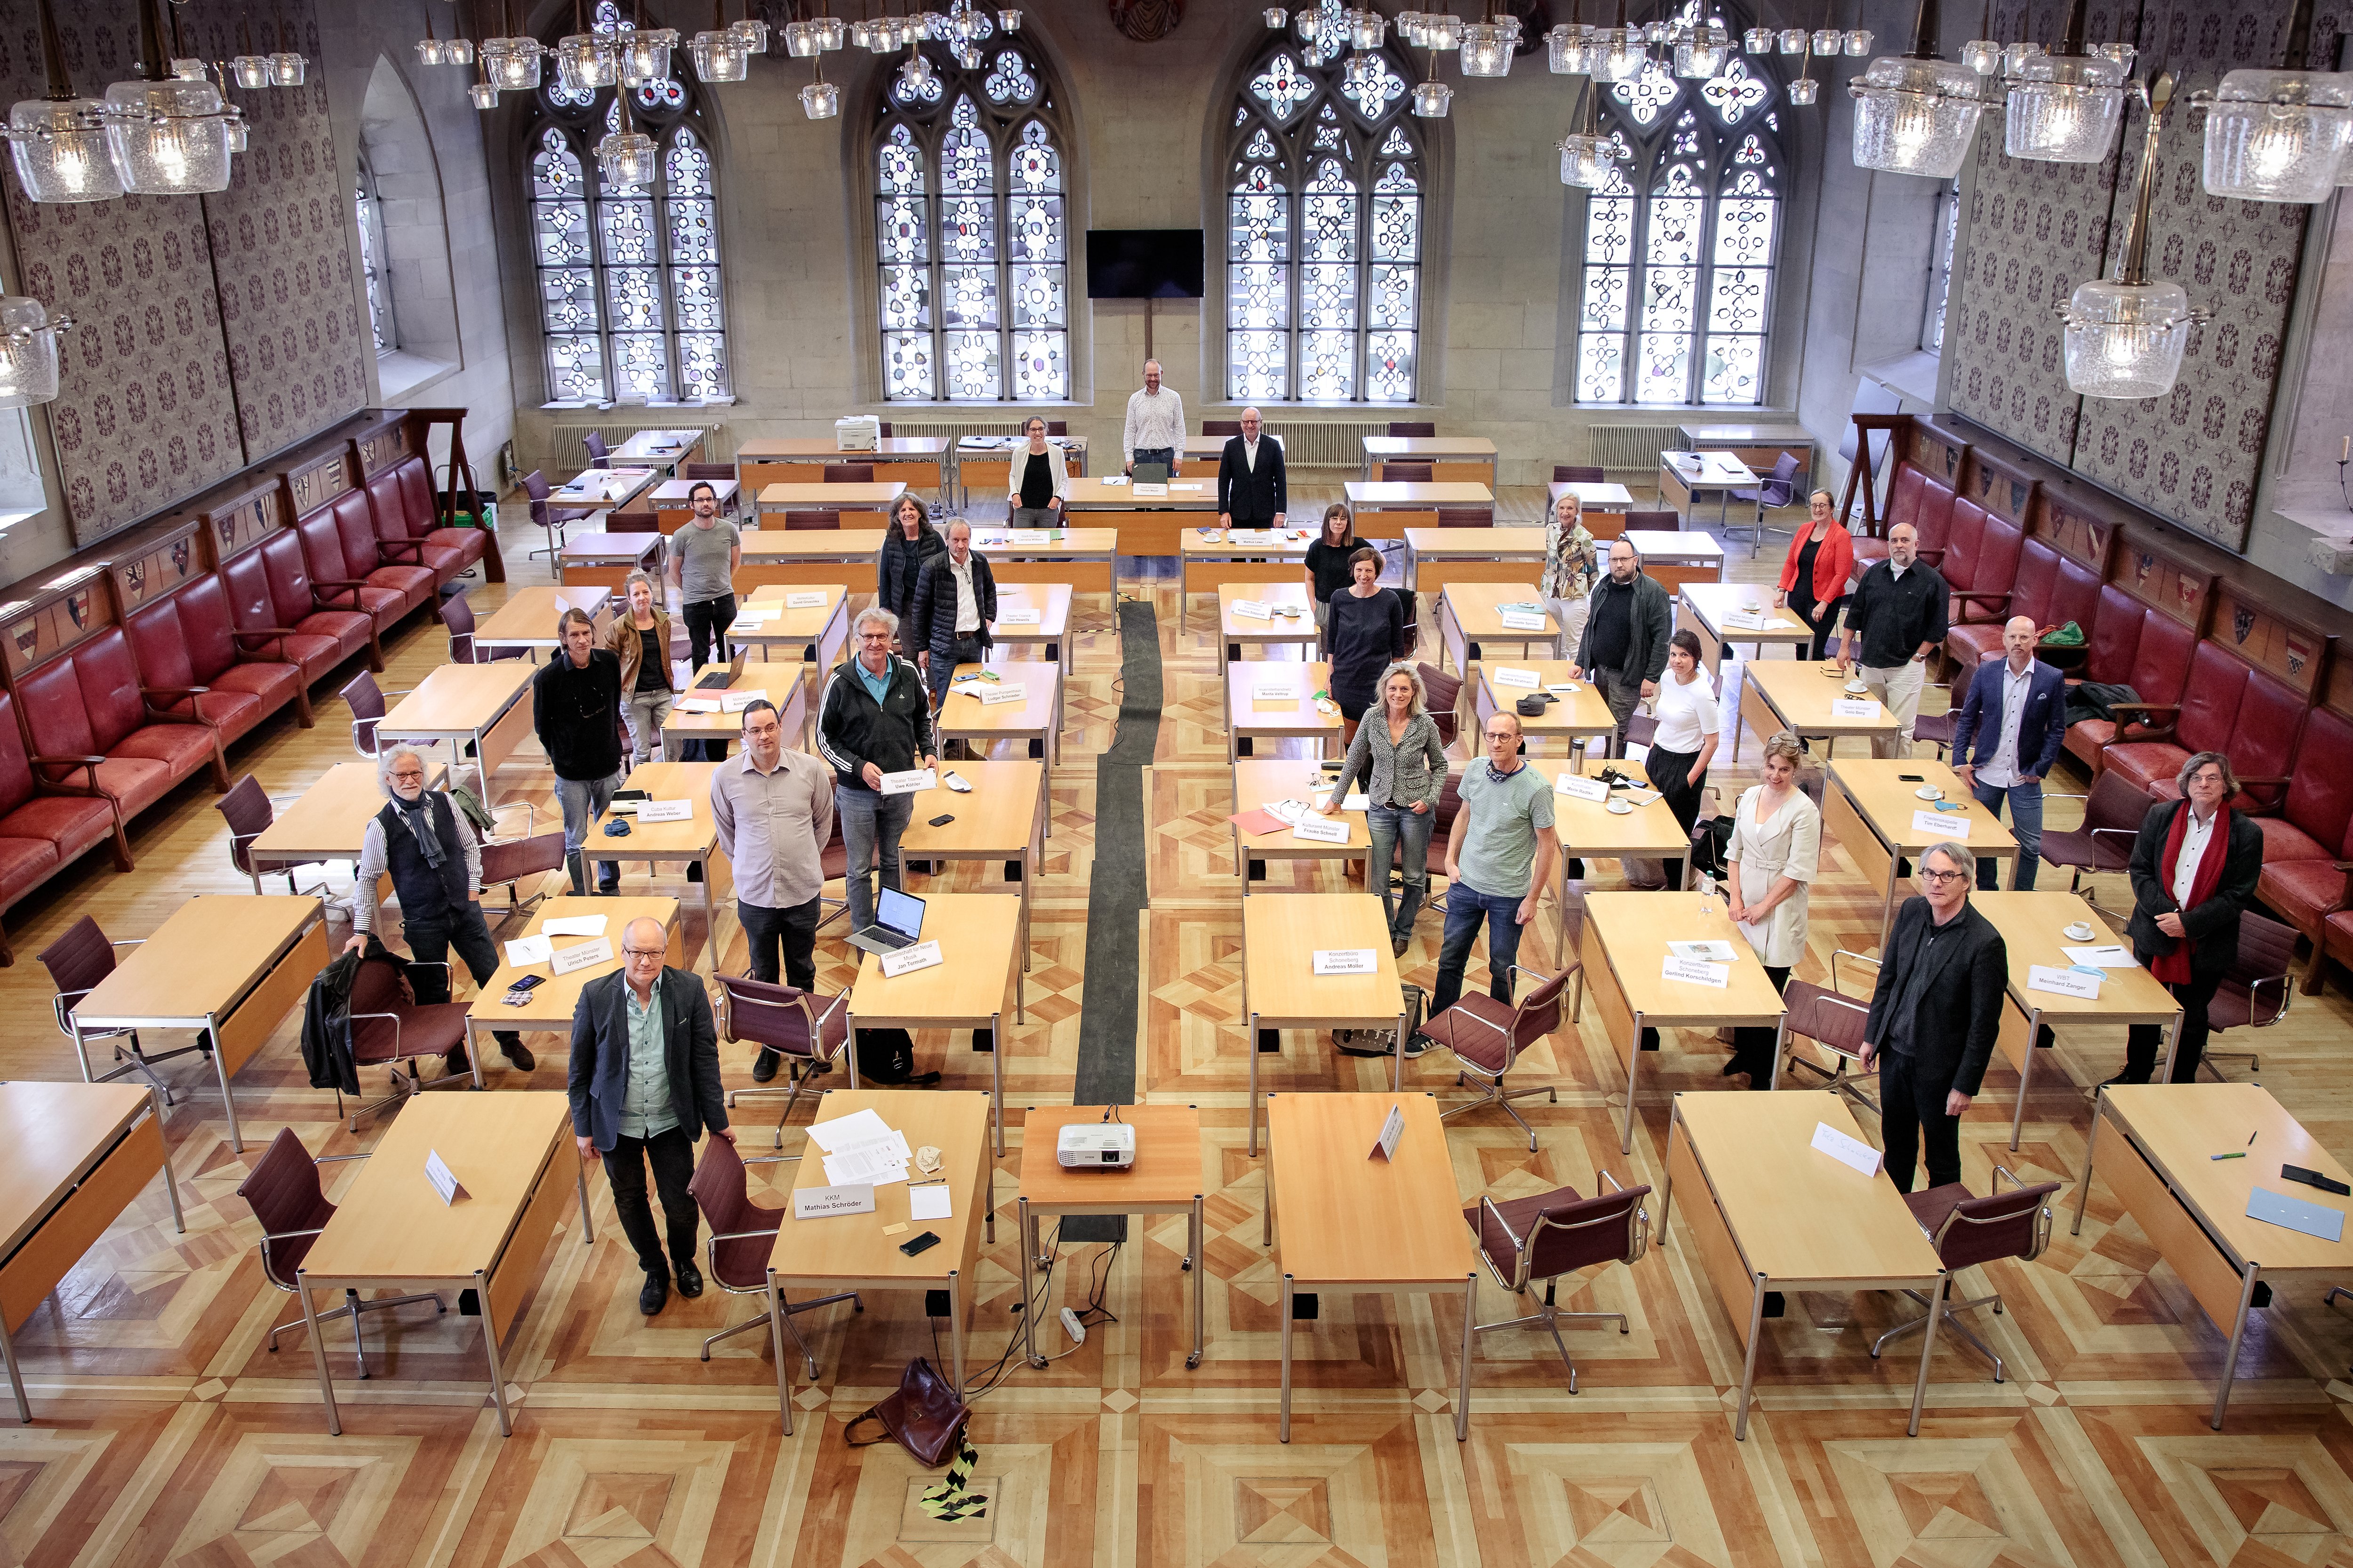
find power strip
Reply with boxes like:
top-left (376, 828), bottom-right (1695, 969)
top-left (1060, 1307), bottom-right (1086, 1345)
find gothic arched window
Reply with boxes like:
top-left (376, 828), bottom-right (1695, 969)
top-left (873, 33), bottom-right (1069, 401)
top-left (1225, 5), bottom-right (1424, 403)
top-left (1574, 50), bottom-right (1781, 406)
top-left (526, 0), bottom-right (728, 403)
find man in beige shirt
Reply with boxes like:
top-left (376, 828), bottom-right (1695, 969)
top-left (708, 698), bottom-right (835, 1082)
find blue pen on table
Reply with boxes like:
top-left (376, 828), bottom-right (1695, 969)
top-left (2214, 1131), bottom-right (2257, 1161)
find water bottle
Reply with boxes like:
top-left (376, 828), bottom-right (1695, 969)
top-left (1697, 872), bottom-right (1717, 918)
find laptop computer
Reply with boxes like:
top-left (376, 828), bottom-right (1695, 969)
top-left (847, 887), bottom-right (927, 956)
top-left (1131, 461), bottom-right (1170, 484)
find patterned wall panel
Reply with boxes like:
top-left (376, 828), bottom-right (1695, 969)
top-left (0, 15), bottom-right (245, 545)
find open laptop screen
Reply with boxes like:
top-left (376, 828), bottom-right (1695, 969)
top-left (876, 886), bottom-right (925, 937)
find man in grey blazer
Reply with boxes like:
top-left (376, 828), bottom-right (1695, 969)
top-left (568, 916), bottom-right (734, 1316)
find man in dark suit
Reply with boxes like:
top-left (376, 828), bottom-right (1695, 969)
top-left (568, 916), bottom-right (733, 1316)
top-left (2115, 750), bottom-right (2265, 1083)
top-left (1858, 843), bottom-right (2009, 1192)
top-left (1952, 615), bottom-right (2070, 889)
top-left (1216, 406), bottom-right (1288, 530)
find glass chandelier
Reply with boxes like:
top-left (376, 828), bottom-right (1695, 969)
top-left (0, 292), bottom-right (72, 409)
top-left (1559, 72), bottom-right (1627, 185)
top-left (3, 0), bottom-right (123, 203)
top-left (1461, 19), bottom-right (1514, 75)
top-left (557, 0), bottom-right (620, 89)
top-left (2063, 73), bottom-right (2207, 397)
top-left (732, 11), bottom-right (771, 50)
top-left (2002, 0), bottom-right (2128, 162)
top-left (481, 0), bottom-right (546, 90)
top-left (2203, 0), bottom-right (2353, 201)
top-left (105, 0), bottom-right (236, 196)
top-left (1267, 7), bottom-right (1289, 24)
top-left (267, 6), bottom-right (309, 85)
top-left (615, 0), bottom-right (679, 85)
top-left (1549, 0), bottom-right (1599, 73)
top-left (596, 80), bottom-right (656, 187)
top-left (1785, 32), bottom-right (1820, 104)
top-left (1850, 0), bottom-right (1985, 178)
top-left (690, 0), bottom-right (755, 80)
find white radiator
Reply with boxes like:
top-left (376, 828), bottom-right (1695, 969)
top-left (884, 420), bottom-right (1028, 442)
top-left (549, 420), bottom-right (728, 473)
top-left (1262, 420), bottom-right (1385, 469)
top-left (1590, 424), bottom-right (1682, 473)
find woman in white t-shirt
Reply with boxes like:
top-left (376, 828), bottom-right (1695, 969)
top-left (1644, 628), bottom-right (1719, 888)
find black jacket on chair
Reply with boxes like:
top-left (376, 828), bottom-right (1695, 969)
top-left (1217, 434), bottom-right (1288, 525)
top-left (2124, 800), bottom-right (2265, 977)
top-left (910, 551), bottom-right (998, 666)
top-left (567, 965), bottom-right (727, 1152)
top-left (1863, 896), bottom-right (2009, 1098)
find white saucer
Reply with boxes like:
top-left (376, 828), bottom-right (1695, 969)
top-left (1914, 786), bottom-right (1943, 801)
top-left (1843, 680), bottom-right (1870, 695)
top-left (2064, 923), bottom-right (2096, 941)
top-left (1606, 798), bottom-right (1635, 815)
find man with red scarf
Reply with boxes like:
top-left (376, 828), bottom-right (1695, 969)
top-left (2115, 751), bottom-right (2265, 1084)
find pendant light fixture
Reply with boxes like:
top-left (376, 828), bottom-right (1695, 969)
top-left (1785, 29), bottom-right (1820, 103)
top-left (731, 5), bottom-right (771, 52)
top-left (596, 79), bottom-right (657, 186)
top-left (1674, 15), bottom-right (1730, 78)
top-left (105, 0), bottom-right (236, 195)
top-left (1460, 6), bottom-right (1514, 75)
top-left (615, 0), bottom-right (679, 84)
top-left (417, 7), bottom-right (447, 65)
top-left (1593, 0), bottom-right (1647, 81)
top-left (2004, 0), bottom-right (2129, 161)
top-left (1551, 0), bottom-right (1599, 72)
top-left (0, 289), bottom-right (72, 410)
top-left (2201, 0), bottom-right (2353, 202)
top-left (1850, 0), bottom-right (1985, 177)
top-left (1413, 25), bottom-right (1453, 113)
top-left (1560, 70), bottom-right (1628, 184)
top-left (267, 5), bottom-right (308, 85)
top-left (691, 0), bottom-right (754, 79)
top-left (231, 10), bottom-right (271, 88)
top-left (2062, 72), bottom-right (2208, 397)
top-left (3, 0), bottom-right (125, 203)
top-left (1267, 7), bottom-right (1290, 25)
top-left (1958, 0), bottom-right (1999, 73)
top-left (557, 0), bottom-right (620, 89)
top-left (482, 0), bottom-right (548, 89)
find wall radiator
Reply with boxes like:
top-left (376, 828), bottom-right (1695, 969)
top-left (549, 420), bottom-right (729, 474)
top-left (1589, 424), bottom-right (1683, 474)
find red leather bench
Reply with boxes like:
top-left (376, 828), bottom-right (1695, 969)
top-left (2248, 706), bottom-right (2353, 992)
top-left (246, 532), bottom-right (381, 674)
top-left (368, 454), bottom-right (487, 580)
top-left (1942, 537), bottom-right (2101, 669)
top-left (1938, 503), bottom-right (2021, 629)
top-left (0, 688), bottom-right (132, 965)
top-left (124, 574), bottom-right (311, 743)
top-left (1860, 463), bottom-right (1958, 570)
top-left (2062, 589), bottom-right (2196, 776)
top-left (15, 625), bottom-right (228, 822)
top-left (295, 494), bottom-right (420, 638)
top-left (2101, 640), bottom-right (2306, 808)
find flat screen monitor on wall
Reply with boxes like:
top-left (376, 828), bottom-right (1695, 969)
top-left (1085, 230), bottom-right (1205, 299)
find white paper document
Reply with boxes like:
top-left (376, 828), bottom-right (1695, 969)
top-left (1557, 773), bottom-right (1611, 802)
top-left (542, 915), bottom-right (608, 937)
top-left (1498, 611), bottom-right (1549, 632)
top-left (1291, 814), bottom-right (1352, 844)
top-left (1668, 940), bottom-right (1738, 962)
top-left (1313, 948), bottom-right (1379, 976)
top-left (823, 1144), bottom-right (909, 1187)
top-left (676, 696), bottom-right (722, 713)
top-left (1170, 482), bottom-right (1208, 492)
top-left (879, 939), bottom-right (945, 978)
top-left (1910, 809), bottom-right (1970, 839)
top-left (998, 608), bottom-right (1042, 625)
top-left (728, 615), bottom-right (768, 632)
top-left (1831, 697), bottom-right (1882, 719)
top-left (2064, 944), bottom-right (2137, 968)
top-left (1490, 666), bottom-right (1541, 689)
top-left (1661, 955), bottom-right (1730, 988)
top-left (634, 799), bottom-right (693, 823)
top-left (1312, 790), bottom-right (1371, 811)
top-left (1811, 1121), bottom-right (1884, 1177)
top-left (504, 935), bottom-right (553, 967)
top-left (880, 768), bottom-right (938, 795)
top-left (783, 590), bottom-right (829, 608)
top-left (909, 1184), bottom-right (954, 1221)
top-left (550, 936), bottom-right (615, 976)
top-left (807, 1108), bottom-right (894, 1154)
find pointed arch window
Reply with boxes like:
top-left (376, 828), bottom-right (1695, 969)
top-left (873, 34), bottom-right (1069, 401)
top-left (1225, 11), bottom-right (1423, 403)
top-left (525, 0), bottom-right (728, 403)
top-left (1574, 51), bottom-right (1782, 406)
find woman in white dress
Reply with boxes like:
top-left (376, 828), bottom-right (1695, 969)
top-left (1722, 730), bottom-right (1821, 1086)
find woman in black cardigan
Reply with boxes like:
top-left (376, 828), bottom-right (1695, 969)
top-left (2114, 750), bottom-right (2265, 1084)
top-left (876, 495), bottom-right (948, 627)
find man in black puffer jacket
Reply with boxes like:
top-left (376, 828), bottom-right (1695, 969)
top-left (910, 518), bottom-right (998, 728)
top-left (815, 607), bottom-right (938, 937)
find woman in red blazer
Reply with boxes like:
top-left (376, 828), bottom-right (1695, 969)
top-left (1774, 489), bottom-right (1855, 660)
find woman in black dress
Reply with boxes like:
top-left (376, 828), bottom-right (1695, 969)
top-left (1302, 504), bottom-right (1361, 632)
top-left (1324, 546), bottom-right (1406, 745)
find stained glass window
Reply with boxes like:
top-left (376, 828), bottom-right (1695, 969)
top-left (524, 5), bottom-right (727, 403)
top-left (872, 44), bottom-right (1069, 400)
top-left (1577, 39), bottom-right (1781, 407)
top-left (1225, 5), bottom-right (1425, 403)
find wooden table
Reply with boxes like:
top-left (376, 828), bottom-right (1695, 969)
top-left (609, 428), bottom-right (704, 472)
top-left (1972, 891), bottom-right (2183, 1151)
top-left (735, 583), bottom-right (852, 673)
top-left (753, 481), bottom-right (906, 530)
top-left (294, 1091), bottom-right (591, 1437)
top-left (650, 476), bottom-right (740, 532)
top-left (1228, 659), bottom-right (1342, 762)
top-left (557, 532), bottom-right (665, 591)
top-left (1342, 481), bottom-right (1493, 540)
top-left (739, 528), bottom-right (888, 591)
top-left (764, 1089), bottom-right (992, 1430)
top-left (1469, 661), bottom-right (1619, 763)
top-left (1826, 759), bottom-right (2017, 950)
top-left (1680, 582), bottom-right (1816, 674)
top-left (969, 523), bottom-right (1121, 607)
top-left (1361, 434), bottom-right (1499, 487)
top-left (1659, 1090), bottom-right (1949, 1439)
top-left (1060, 476), bottom-right (1219, 559)
top-left (2073, 1083), bottom-right (2351, 1430)
top-left (1736, 657), bottom-right (1898, 762)
top-left (846, 893), bottom-right (1024, 1154)
top-left (465, 897), bottom-right (683, 1078)
top-left (375, 661), bottom-right (538, 800)
top-left (1657, 451), bottom-right (1756, 533)
top-left (1017, 1104), bottom-right (1208, 1368)
top-left (935, 658), bottom-right (1060, 765)
top-left (985, 581), bottom-right (1074, 669)
top-left (1438, 582), bottom-right (1554, 674)
top-left (738, 437), bottom-right (945, 496)
top-left (1233, 758), bottom-right (1369, 888)
top-left (1242, 894), bottom-right (1407, 1154)
top-left (1678, 422), bottom-right (1812, 500)
top-left (1621, 529), bottom-right (1727, 590)
top-left (0, 1082), bottom-right (181, 1422)
top-left (1219, 582), bottom-right (1318, 667)
top-left (1402, 526), bottom-right (1548, 600)
top-left (954, 434), bottom-right (1086, 507)
top-left (1178, 528), bottom-right (1313, 638)
top-left (591, 762), bottom-right (727, 933)
top-left (249, 753), bottom-right (450, 869)
top-left (1264, 1093), bottom-right (1479, 1440)
top-left (1529, 760), bottom-right (1691, 964)
top-left (474, 584), bottom-right (612, 657)
top-left (69, 895), bottom-right (328, 1154)
top-left (549, 466), bottom-right (659, 515)
top-left (664, 663), bottom-right (809, 757)
top-left (899, 760), bottom-right (1044, 969)
top-left (1581, 891), bottom-right (1789, 1152)
top-left (1546, 480), bottom-right (1637, 521)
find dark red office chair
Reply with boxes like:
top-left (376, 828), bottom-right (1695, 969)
top-left (1553, 465), bottom-right (1605, 483)
top-left (1419, 963), bottom-right (1574, 1150)
top-left (822, 463), bottom-right (874, 484)
top-left (338, 952), bottom-right (475, 1128)
top-left (2036, 769), bottom-right (2157, 901)
top-left (1465, 1170), bottom-right (1651, 1392)
top-left (1870, 1167), bottom-right (2059, 1383)
top-left (2201, 910), bottom-right (2297, 1079)
top-left (1776, 978), bottom-right (1877, 1114)
top-left (37, 915), bottom-right (168, 1098)
top-left (1381, 461), bottom-right (1434, 483)
top-left (687, 1137), bottom-right (860, 1372)
top-left (218, 774), bottom-right (323, 895)
top-left (718, 971), bottom-right (851, 1145)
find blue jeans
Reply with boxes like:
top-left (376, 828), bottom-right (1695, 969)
top-left (1969, 776), bottom-right (2044, 889)
top-left (1367, 803), bottom-right (1435, 942)
top-left (555, 769), bottom-right (622, 893)
top-left (838, 786), bottom-right (914, 932)
top-left (1432, 881), bottom-right (1527, 1016)
top-left (1131, 446), bottom-right (1176, 475)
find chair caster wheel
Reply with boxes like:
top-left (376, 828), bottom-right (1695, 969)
top-left (1180, 1257), bottom-right (1193, 1272)
top-left (700, 1351), bottom-right (712, 1363)
top-left (358, 1370), bottom-right (371, 1380)
top-left (1186, 1353), bottom-right (1201, 1369)
top-left (1991, 1303), bottom-right (2004, 1314)
top-left (1868, 1349), bottom-right (1881, 1360)
top-left (1029, 1355), bottom-right (1048, 1370)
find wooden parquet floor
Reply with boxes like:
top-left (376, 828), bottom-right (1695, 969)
top-left (1, 489), bottom-right (2351, 1567)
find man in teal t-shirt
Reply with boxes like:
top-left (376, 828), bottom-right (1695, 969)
top-left (1416, 711), bottom-right (1559, 1053)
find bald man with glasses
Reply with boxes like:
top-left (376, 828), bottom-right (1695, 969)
top-left (1217, 406), bottom-right (1288, 531)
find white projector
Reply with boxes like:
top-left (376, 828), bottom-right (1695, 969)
top-left (1057, 1123), bottom-right (1137, 1169)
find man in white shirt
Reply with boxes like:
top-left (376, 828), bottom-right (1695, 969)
top-left (1122, 360), bottom-right (1185, 475)
top-left (1951, 615), bottom-right (2068, 889)
top-left (1217, 406), bottom-right (1288, 529)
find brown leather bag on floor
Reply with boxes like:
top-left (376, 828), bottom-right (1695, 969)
top-left (844, 1356), bottom-right (968, 1467)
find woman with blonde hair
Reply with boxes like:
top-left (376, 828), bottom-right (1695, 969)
top-left (1542, 488), bottom-right (1600, 660)
top-left (608, 569), bottom-right (676, 764)
top-left (1722, 730), bottom-right (1821, 1085)
top-left (1324, 661), bottom-right (1449, 955)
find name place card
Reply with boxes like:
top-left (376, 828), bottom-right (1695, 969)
top-left (1831, 698), bottom-right (1881, 719)
top-left (1811, 1121), bottom-right (1884, 1177)
top-left (2027, 964), bottom-right (2100, 1000)
top-left (550, 936), bottom-right (615, 976)
top-left (719, 690), bottom-right (770, 713)
top-left (1369, 1102), bottom-right (1406, 1162)
top-left (1313, 948), bottom-right (1379, 976)
top-left (1291, 814), bottom-right (1352, 844)
top-left (1661, 955), bottom-right (1730, 988)
top-left (998, 608), bottom-right (1042, 625)
top-left (1557, 774), bottom-right (1611, 802)
top-left (879, 940), bottom-right (944, 977)
top-left (1910, 809), bottom-right (1970, 839)
top-left (1230, 600), bottom-right (1273, 620)
top-left (880, 768), bottom-right (937, 795)
top-left (424, 1149), bottom-right (469, 1205)
top-left (1490, 666), bottom-right (1540, 689)
top-left (783, 591), bottom-right (829, 608)
top-left (792, 1184), bottom-right (878, 1220)
top-left (978, 683), bottom-right (1028, 705)
top-left (1498, 611), bottom-right (1549, 632)
top-left (634, 799), bottom-right (693, 823)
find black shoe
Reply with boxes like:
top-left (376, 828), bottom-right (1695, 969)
top-left (596, 882), bottom-right (620, 896)
top-left (496, 1033), bottom-right (534, 1071)
top-left (752, 1047), bottom-right (782, 1084)
top-left (2100, 1070), bottom-right (2150, 1088)
top-left (1640, 1026), bottom-right (1661, 1052)
top-left (1402, 1031), bottom-right (1437, 1059)
top-left (674, 1260), bottom-right (703, 1298)
top-left (639, 1271), bottom-right (669, 1316)
top-left (1391, 935), bottom-right (1410, 958)
top-left (445, 1044), bottom-right (471, 1077)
